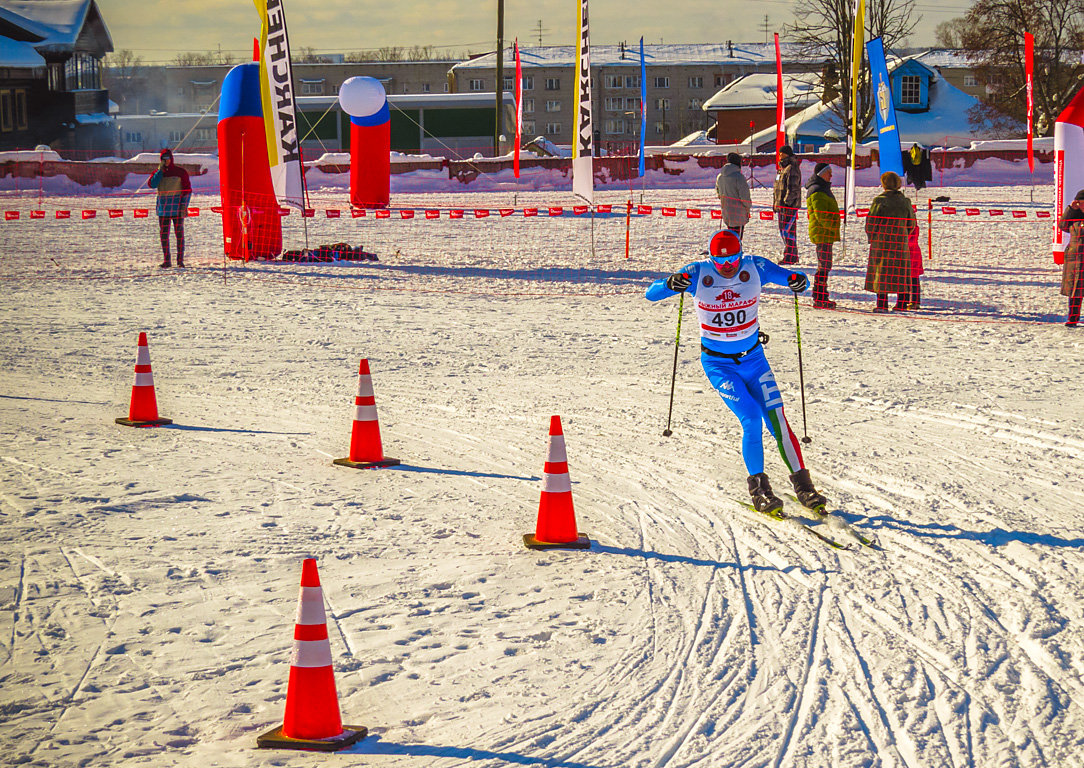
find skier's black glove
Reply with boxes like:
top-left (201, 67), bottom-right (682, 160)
top-left (666, 272), bottom-right (692, 292)
top-left (787, 272), bottom-right (808, 293)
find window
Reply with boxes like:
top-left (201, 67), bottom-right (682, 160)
top-left (300, 80), bottom-right (325, 95)
top-left (14, 89), bottom-right (27, 130)
top-left (48, 64), bottom-right (64, 91)
top-left (522, 119), bottom-right (535, 134)
top-left (545, 99), bottom-right (561, 112)
top-left (469, 78), bottom-right (485, 91)
top-left (628, 97), bottom-right (642, 113)
top-left (443, 82), bottom-right (449, 92)
top-left (545, 77), bottom-right (561, 90)
top-left (422, 82), bottom-right (430, 93)
top-left (125, 130), bottom-right (143, 143)
top-left (624, 75), bottom-right (640, 88)
top-left (605, 96), bottom-right (625, 111)
top-left (630, 121), bottom-right (641, 137)
top-left (963, 74), bottom-right (977, 87)
top-left (193, 128), bottom-right (215, 145)
top-left (523, 98), bottom-right (535, 113)
top-left (688, 98), bottom-right (702, 110)
top-left (0, 91), bottom-right (12, 132)
top-left (604, 119), bottom-right (626, 134)
top-left (522, 76), bottom-right (533, 90)
top-left (654, 76), bottom-right (669, 88)
top-left (688, 76), bottom-right (703, 89)
top-left (169, 130), bottom-right (185, 143)
top-left (604, 75), bottom-right (622, 88)
top-left (64, 53), bottom-right (101, 90)
top-left (654, 121), bottom-right (670, 135)
top-left (506, 75), bottom-right (533, 92)
top-left (900, 74), bottom-right (921, 105)
top-left (546, 121), bottom-right (562, 134)
top-left (654, 98), bottom-right (670, 110)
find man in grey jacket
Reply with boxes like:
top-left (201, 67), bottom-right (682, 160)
top-left (714, 152), bottom-right (752, 238)
top-left (772, 145), bottom-right (801, 265)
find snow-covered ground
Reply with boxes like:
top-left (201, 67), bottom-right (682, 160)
top-left (1, 185), bottom-right (1082, 767)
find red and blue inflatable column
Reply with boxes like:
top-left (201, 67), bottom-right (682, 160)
top-left (218, 62), bottom-right (282, 260)
top-left (340, 76), bottom-right (390, 209)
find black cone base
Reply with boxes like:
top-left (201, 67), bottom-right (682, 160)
top-left (333, 456), bottom-right (400, 470)
top-left (523, 533), bottom-right (591, 550)
top-left (115, 417), bottom-right (173, 427)
top-left (257, 724), bottom-right (367, 752)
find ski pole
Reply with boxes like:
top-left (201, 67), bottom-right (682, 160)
top-left (662, 290), bottom-right (685, 437)
top-left (793, 292), bottom-right (812, 444)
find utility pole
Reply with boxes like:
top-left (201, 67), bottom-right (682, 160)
top-left (495, 0), bottom-right (504, 155)
top-left (536, 19), bottom-right (544, 47)
top-left (761, 15), bottom-right (771, 45)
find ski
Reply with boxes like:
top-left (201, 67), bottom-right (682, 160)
top-left (738, 501), bottom-right (857, 551)
top-left (785, 495), bottom-right (881, 549)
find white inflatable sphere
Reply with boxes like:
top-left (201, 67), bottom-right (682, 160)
top-left (338, 77), bottom-right (387, 117)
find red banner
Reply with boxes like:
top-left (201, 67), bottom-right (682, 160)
top-left (474, 209), bottom-right (490, 218)
top-left (524, 208), bottom-right (538, 217)
top-left (1012, 210), bottom-right (1027, 218)
top-left (942, 206), bottom-right (957, 214)
top-left (30, 210), bottom-right (44, 219)
top-left (686, 208), bottom-right (701, 218)
top-left (4, 211), bottom-right (18, 220)
top-left (425, 210), bottom-right (440, 219)
top-left (108, 209), bottom-right (123, 218)
top-left (856, 208), bottom-right (869, 217)
top-left (188, 207), bottom-right (200, 217)
top-left (499, 208), bottom-right (515, 217)
top-left (548, 207), bottom-right (563, 216)
top-left (375, 209), bottom-right (391, 219)
top-left (661, 207), bottom-right (676, 217)
top-left (56, 210), bottom-right (70, 219)
top-left (1025, 32), bottom-right (1034, 173)
top-left (326, 209), bottom-right (341, 218)
top-left (759, 210), bottom-right (774, 220)
top-left (989, 209), bottom-right (1003, 216)
top-left (965, 208), bottom-right (980, 216)
top-left (573, 205), bottom-right (588, 215)
top-left (514, 39), bottom-right (522, 178)
top-left (449, 209), bottom-right (464, 219)
top-left (351, 208), bottom-right (366, 218)
top-left (82, 210), bottom-right (96, 219)
top-left (637, 205), bottom-right (652, 215)
top-left (711, 209), bottom-right (722, 220)
top-left (400, 209), bottom-right (414, 219)
top-left (596, 204), bottom-right (612, 213)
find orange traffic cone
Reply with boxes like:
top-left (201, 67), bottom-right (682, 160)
top-left (257, 558), bottom-right (367, 752)
top-left (333, 359), bottom-right (399, 469)
top-left (115, 332), bottom-right (172, 427)
top-left (523, 415), bottom-right (591, 550)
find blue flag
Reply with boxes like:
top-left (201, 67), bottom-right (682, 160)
top-left (638, 37), bottom-right (646, 177)
top-left (865, 37), bottom-right (903, 177)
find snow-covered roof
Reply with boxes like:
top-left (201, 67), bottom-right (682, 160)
top-left (0, 35), bottom-right (46, 67)
top-left (915, 49), bottom-right (978, 69)
top-left (0, 0), bottom-right (111, 54)
top-left (702, 72), bottom-right (822, 112)
top-left (747, 57), bottom-right (1007, 148)
top-left (453, 42), bottom-right (817, 70)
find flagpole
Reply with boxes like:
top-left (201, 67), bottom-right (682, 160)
top-left (495, 0), bottom-right (505, 155)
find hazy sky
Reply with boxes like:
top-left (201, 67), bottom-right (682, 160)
top-left (100, 0), bottom-right (976, 64)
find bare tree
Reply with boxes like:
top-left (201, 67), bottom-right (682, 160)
top-left (173, 50), bottom-right (237, 67)
top-left (785, 0), bottom-right (919, 140)
top-left (934, 18), bottom-right (968, 48)
top-left (103, 49), bottom-right (143, 111)
top-left (957, 0), bottom-right (1084, 136)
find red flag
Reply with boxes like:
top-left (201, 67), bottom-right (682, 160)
top-left (1025, 32), bottom-right (1034, 173)
top-left (774, 33), bottom-right (785, 164)
top-left (514, 39), bottom-right (522, 179)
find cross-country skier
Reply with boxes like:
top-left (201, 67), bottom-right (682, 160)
top-left (646, 229), bottom-right (828, 515)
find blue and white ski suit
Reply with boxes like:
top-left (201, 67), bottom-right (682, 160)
top-left (646, 255), bottom-right (809, 476)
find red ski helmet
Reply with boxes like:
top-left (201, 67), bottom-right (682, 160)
top-left (708, 229), bottom-right (743, 270)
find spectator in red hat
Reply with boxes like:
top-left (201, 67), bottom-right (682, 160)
top-left (147, 148), bottom-right (192, 268)
top-left (1059, 189), bottom-right (1084, 327)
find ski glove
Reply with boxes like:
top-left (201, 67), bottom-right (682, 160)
top-left (787, 273), bottom-right (808, 293)
top-left (666, 272), bottom-right (692, 292)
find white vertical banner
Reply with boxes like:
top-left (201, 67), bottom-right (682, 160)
top-left (254, 0), bottom-right (305, 209)
top-left (572, 0), bottom-right (594, 203)
top-left (1053, 89), bottom-right (1084, 261)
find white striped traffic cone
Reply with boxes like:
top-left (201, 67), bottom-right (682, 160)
top-left (523, 415), bottom-right (591, 550)
top-left (257, 558), bottom-right (367, 752)
top-left (115, 332), bottom-right (172, 427)
top-left (333, 359), bottom-right (399, 469)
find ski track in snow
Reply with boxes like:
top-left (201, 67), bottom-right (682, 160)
top-left (0, 187), bottom-right (1082, 767)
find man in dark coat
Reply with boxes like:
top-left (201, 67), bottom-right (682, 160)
top-left (772, 145), bottom-right (801, 265)
top-left (147, 148), bottom-right (193, 268)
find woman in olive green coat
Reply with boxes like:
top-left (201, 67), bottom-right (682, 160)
top-left (805, 162), bottom-right (841, 308)
top-left (864, 171), bottom-right (916, 312)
